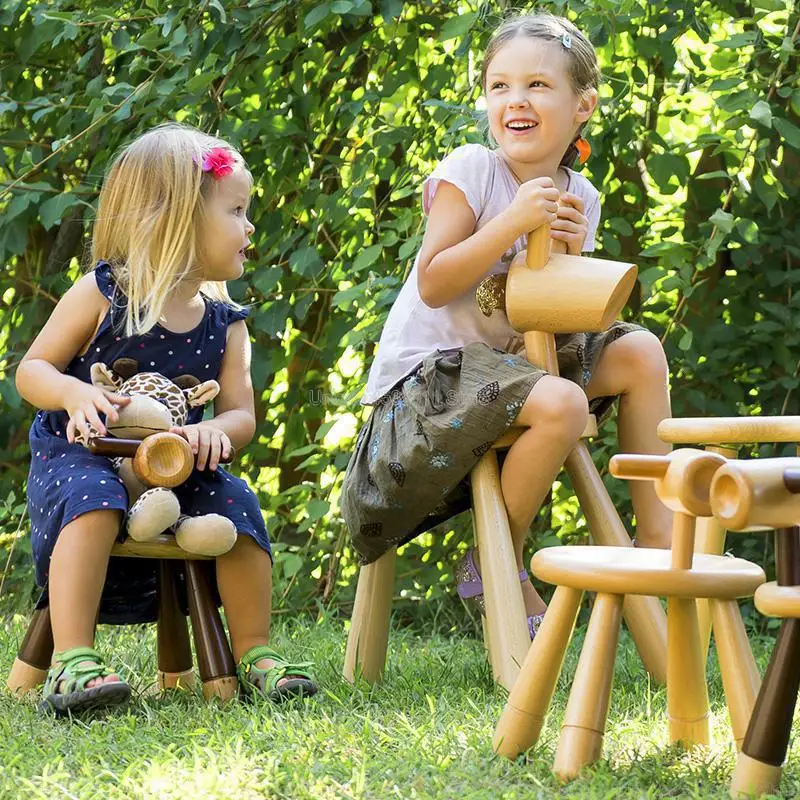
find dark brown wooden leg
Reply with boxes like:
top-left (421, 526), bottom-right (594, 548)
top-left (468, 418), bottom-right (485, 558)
top-left (731, 526), bottom-right (800, 797)
top-left (7, 607), bottom-right (54, 695)
top-left (156, 561), bottom-right (195, 691)
top-left (185, 560), bottom-right (237, 701)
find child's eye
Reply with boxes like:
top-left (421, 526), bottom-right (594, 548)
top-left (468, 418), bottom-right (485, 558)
top-left (233, 206), bottom-right (244, 215)
top-left (530, 80), bottom-right (546, 88)
top-left (490, 81), bottom-right (507, 90)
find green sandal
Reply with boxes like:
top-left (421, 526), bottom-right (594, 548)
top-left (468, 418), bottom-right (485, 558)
top-left (39, 646), bottom-right (131, 716)
top-left (236, 645), bottom-right (317, 702)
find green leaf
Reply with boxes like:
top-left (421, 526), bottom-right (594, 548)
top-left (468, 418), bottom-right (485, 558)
top-left (306, 499), bottom-right (330, 521)
top-left (774, 118), bottom-right (800, 151)
top-left (304, 3), bottom-right (331, 28)
top-left (678, 329), bottom-right (693, 351)
top-left (39, 193), bottom-right (82, 231)
top-left (352, 244), bottom-right (383, 272)
top-left (289, 247), bottom-right (324, 277)
top-left (709, 208), bottom-right (734, 234)
top-left (439, 12), bottom-right (477, 41)
top-left (253, 266), bottom-right (282, 296)
top-left (280, 552), bottom-right (304, 578)
top-left (749, 100), bottom-right (772, 128)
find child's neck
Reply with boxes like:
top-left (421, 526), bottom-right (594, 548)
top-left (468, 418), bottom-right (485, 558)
top-left (499, 151), bottom-right (568, 192)
top-left (159, 277), bottom-right (205, 330)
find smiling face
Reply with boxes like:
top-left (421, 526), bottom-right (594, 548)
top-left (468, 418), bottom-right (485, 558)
top-left (484, 36), bottom-right (596, 175)
top-left (197, 167), bottom-right (255, 282)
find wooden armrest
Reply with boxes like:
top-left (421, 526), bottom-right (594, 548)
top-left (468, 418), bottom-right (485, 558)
top-left (658, 417), bottom-right (800, 445)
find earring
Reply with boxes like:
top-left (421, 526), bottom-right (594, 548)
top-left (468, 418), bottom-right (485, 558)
top-left (575, 137), bottom-right (591, 164)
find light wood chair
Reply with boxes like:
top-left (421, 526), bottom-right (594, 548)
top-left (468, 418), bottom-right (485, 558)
top-left (658, 417), bottom-right (800, 664)
top-left (7, 433), bottom-right (239, 702)
top-left (494, 448), bottom-right (764, 779)
top-left (344, 226), bottom-right (668, 691)
top-left (709, 457), bottom-right (800, 798)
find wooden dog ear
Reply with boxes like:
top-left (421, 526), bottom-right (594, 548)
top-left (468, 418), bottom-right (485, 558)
top-left (173, 374), bottom-right (200, 390)
top-left (111, 358), bottom-right (139, 381)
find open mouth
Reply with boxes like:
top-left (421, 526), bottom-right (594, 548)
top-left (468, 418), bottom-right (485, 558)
top-left (505, 120), bottom-right (539, 133)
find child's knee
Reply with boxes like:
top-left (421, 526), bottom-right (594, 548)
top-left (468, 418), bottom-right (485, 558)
top-left (615, 330), bottom-right (668, 380)
top-left (519, 376), bottom-right (589, 437)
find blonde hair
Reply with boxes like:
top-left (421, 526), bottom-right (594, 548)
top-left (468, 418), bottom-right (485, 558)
top-left (91, 123), bottom-right (250, 336)
top-left (480, 13), bottom-right (600, 167)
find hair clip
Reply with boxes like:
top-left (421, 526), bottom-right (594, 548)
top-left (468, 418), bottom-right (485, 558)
top-left (576, 136), bottom-right (591, 164)
top-left (561, 33), bottom-right (572, 50)
top-left (192, 147), bottom-right (235, 179)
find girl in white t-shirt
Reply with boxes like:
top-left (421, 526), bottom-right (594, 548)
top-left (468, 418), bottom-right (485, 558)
top-left (341, 13), bottom-right (672, 637)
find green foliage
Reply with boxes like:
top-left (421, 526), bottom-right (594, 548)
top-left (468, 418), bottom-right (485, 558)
top-left (1, 0), bottom-right (798, 615)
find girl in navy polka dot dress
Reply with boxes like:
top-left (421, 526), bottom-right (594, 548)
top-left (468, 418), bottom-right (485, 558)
top-left (16, 123), bottom-right (316, 714)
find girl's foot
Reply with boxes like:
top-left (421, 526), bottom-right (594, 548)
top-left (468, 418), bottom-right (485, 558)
top-left (236, 645), bottom-right (317, 702)
top-left (456, 548), bottom-right (547, 638)
top-left (40, 647), bottom-right (130, 716)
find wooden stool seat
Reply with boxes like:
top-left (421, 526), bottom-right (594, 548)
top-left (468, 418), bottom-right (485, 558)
top-left (532, 546), bottom-right (765, 600)
top-left (754, 581), bottom-right (800, 619)
top-left (111, 535), bottom-right (213, 560)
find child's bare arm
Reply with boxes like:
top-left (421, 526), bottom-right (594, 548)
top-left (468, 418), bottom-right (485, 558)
top-left (15, 275), bottom-right (129, 438)
top-left (417, 178), bottom-right (559, 309)
top-left (170, 320), bottom-right (256, 470)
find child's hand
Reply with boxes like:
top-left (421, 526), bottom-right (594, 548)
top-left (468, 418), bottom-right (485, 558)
top-left (169, 422), bottom-right (232, 471)
top-left (65, 384), bottom-right (130, 443)
top-left (506, 177), bottom-right (560, 237)
top-left (551, 194), bottom-right (589, 255)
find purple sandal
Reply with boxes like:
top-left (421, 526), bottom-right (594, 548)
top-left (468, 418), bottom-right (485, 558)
top-left (455, 548), bottom-right (545, 639)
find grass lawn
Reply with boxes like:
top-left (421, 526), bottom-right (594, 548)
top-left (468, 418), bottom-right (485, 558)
top-left (0, 610), bottom-right (796, 799)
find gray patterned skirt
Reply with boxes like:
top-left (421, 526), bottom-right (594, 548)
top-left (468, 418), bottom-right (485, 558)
top-left (341, 322), bottom-right (642, 565)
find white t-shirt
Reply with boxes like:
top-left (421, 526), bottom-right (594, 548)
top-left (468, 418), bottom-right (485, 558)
top-left (361, 143), bottom-right (602, 405)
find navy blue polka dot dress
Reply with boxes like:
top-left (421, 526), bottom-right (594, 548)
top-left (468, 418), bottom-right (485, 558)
top-left (27, 262), bottom-right (271, 624)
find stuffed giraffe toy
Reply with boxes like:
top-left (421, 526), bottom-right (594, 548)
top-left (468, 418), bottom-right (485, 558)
top-left (76, 357), bottom-right (237, 557)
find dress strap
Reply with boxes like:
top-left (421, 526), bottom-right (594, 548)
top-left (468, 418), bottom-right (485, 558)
top-left (94, 261), bottom-right (117, 302)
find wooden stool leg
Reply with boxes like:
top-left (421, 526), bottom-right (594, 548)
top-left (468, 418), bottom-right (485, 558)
top-left (471, 449), bottom-right (529, 691)
top-left (343, 548), bottom-right (396, 684)
top-left (695, 445), bottom-right (738, 668)
top-left (710, 599), bottom-right (759, 749)
top-left (667, 596), bottom-right (710, 748)
top-left (156, 561), bottom-right (195, 691)
top-left (730, 617), bottom-right (800, 798)
top-left (7, 607), bottom-right (54, 695)
top-left (565, 443), bottom-right (667, 685)
top-left (731, 526), bottom-right (800, 798)
top-left (494, 586), bottom-right (583, 758)
top-left (553, 592), bottom-right (623, 780)
top-left (185, 561), bottom-right (237, 701)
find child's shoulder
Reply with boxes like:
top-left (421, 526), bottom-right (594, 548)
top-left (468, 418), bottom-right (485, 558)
top-left (437, 142), bottom-right (496, 170)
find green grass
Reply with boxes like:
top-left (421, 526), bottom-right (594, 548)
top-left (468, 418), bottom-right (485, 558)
top-left (0, 611), bottom-right (797, 800)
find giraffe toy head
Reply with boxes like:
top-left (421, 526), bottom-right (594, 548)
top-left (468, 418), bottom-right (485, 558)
top-left (90, 358), bottom-right (219, 439)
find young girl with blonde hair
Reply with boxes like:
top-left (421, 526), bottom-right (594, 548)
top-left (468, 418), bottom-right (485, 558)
top-left (341, 13), bottom-right (673, 637)
top-left (16, 123), bottom-right (316, 714)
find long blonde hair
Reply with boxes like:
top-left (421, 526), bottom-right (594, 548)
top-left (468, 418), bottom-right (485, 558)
top-left (91, 123), bottom-right (249, 336)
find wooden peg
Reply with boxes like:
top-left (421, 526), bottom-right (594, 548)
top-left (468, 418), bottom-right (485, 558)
top-left (610, 449), bottom-right (727, 517)
top-left (710, 458), bottom-right (800, 531)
